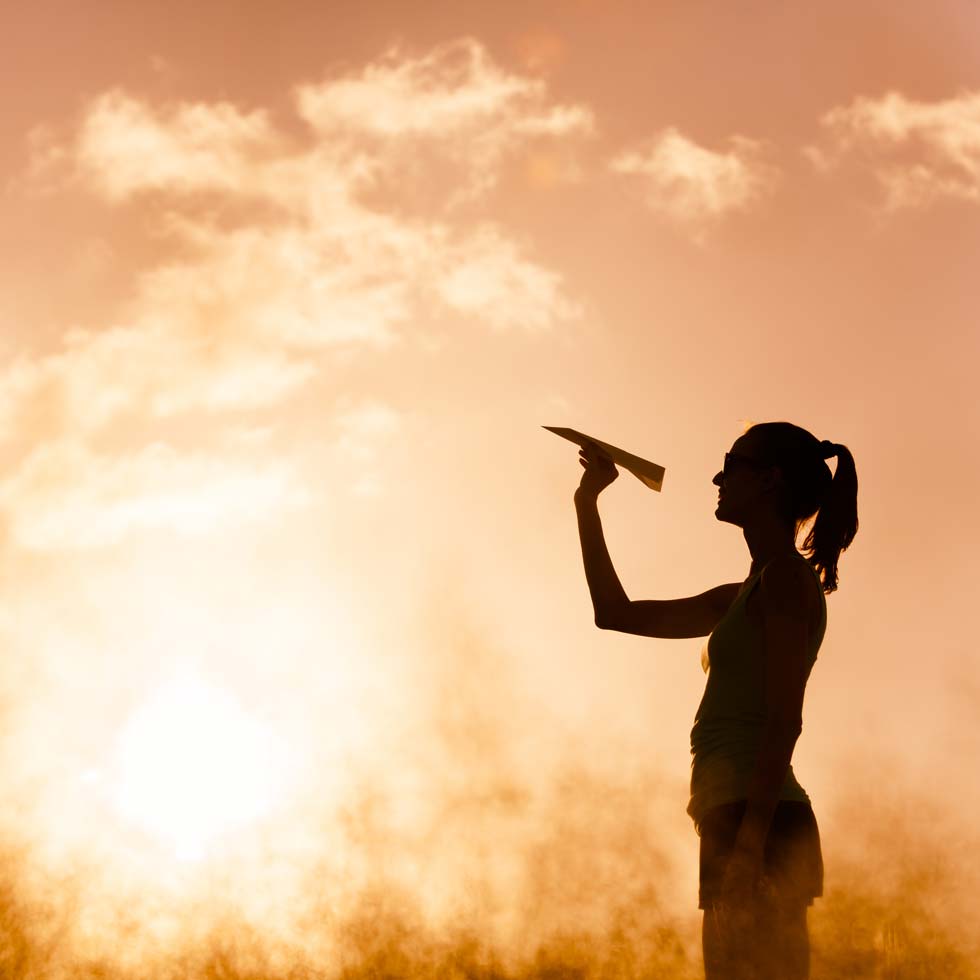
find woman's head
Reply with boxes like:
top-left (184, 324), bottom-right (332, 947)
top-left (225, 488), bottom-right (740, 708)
top-left (712, 421), bottom-right (859, 593)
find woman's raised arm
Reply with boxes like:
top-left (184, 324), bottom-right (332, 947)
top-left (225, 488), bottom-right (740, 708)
top-left (574, 442), bottom-right (739, 637)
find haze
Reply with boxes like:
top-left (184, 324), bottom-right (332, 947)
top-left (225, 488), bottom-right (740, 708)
top-left (1, 1), bottom-right (978, 976)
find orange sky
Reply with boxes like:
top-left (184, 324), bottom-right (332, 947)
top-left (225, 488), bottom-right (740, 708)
top-left (1, 1), bottom-right (979, 976)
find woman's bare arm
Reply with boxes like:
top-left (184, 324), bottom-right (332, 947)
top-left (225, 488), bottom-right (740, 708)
top-left (574, 489), bottom-right (630, 625)
top-left (574, 488), bottom-right (739, 636)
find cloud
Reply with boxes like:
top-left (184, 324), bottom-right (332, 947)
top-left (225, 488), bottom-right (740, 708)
top-left (0, 204), bottom-right (574, 448)
top-left (9, 40), bottom-right (585, 433)
top-left (814, 89), bottom-right (980, 208)
top-left (609, 128), bottom-right (776, 233)
top-left (4, 41), bottom-right (590, 547)
top-left (76, 90), bottom-right (278, 200)
top-left (0, 441), bottom-right (308, 551)
top-left (59, 39), bottom-right (593, 208)
top-left (435, 224), bottom-right (578, 330)
top-left (331, 400), bottom-right (406, 499)
top-left (0, 320), bottom-right (316, 447)
top-left (295, 37), bottom-right (591, 141)
top-left (293, 39), bottom-right (593, 205)
top-left (333, 400), bottom-right (403, 448)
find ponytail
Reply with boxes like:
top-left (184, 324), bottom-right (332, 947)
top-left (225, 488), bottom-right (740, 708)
top-left (800, 442), bottom-right (859, 594)
top-left (745, 422), bottom-right (860, 594)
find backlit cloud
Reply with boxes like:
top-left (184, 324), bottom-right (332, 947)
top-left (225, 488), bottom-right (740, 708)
top-left (331, 400), bottom-right (406, 499)
top-left (76, 90), bottom-right (278, 200)
top-left (0, 320), bottom-right (315, 446)
top-left (435, 224), bottom-right (577, 330)
top-left (17, 40), bottom-right (586, 400)
top-left (6, 40), bottom-right (589, 548)
top-left (610, 128), bottom-right (776, 234)
top-left (293, 40), bottom-right (593, 206)
top-left (0, 441), bottom-right (308, 551)
top-left (814, 90), bottom-right (980, 208)
top-left (295, 38), bottom-right (592, 200)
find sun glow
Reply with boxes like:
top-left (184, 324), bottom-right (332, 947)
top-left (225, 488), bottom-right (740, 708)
top-left (111, 672), bottom-right (286, 861)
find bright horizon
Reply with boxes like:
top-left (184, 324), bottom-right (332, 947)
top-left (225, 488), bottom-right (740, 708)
top-left (1, 2), bottom-right (979, 976)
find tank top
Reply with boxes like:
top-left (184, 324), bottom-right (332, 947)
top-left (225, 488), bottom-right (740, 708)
top-left (687, 556), bottom-right (827, 829)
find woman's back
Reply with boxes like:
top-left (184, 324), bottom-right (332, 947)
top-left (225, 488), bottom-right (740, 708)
top-left (688, 556), bottom-right (827, 828)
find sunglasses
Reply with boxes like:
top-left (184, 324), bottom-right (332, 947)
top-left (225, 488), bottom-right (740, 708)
top-left (722, 451), bottom-right (770, 478)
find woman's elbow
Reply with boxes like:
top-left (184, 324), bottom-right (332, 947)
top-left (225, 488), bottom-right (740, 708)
top-left (594, 604), bottom-right (627, 630)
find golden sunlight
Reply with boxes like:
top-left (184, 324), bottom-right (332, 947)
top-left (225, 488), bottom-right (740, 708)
top-left (110, 671), bottom-right (286, 861)
top-left (2, 8), bottom-right (978, 976)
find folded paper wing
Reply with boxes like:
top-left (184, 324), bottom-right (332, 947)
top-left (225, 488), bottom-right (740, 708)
top-left (543, 426), bottom-right (665, 492)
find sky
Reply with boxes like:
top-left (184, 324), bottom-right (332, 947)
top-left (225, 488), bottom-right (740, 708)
top-left (1, 1), bottom-right (979, 976)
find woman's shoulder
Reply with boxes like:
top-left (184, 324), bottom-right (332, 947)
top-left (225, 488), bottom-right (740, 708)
top-left (747, 554), bottom-right (824, 628)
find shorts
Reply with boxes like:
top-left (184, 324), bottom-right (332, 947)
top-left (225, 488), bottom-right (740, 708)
top-left (697, 799), bottom-right (823, 910)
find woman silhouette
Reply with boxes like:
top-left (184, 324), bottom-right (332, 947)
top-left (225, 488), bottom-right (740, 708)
top-left (574, 422), bottom-right (858, 980)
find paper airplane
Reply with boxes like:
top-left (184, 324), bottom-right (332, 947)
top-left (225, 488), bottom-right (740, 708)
top-left (543, 426), bottom-right (665, 492)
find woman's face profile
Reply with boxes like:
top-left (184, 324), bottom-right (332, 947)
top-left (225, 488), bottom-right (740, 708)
top-left (712, 439), bottom-right (770, 525)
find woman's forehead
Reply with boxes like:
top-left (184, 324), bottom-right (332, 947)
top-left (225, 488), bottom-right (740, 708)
top-left (729, 436), bottom-right (767, 461)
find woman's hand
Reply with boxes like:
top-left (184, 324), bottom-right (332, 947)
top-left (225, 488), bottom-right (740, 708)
top-left (711, 848), bottom-right (773, 954)
top-left (720, 847), bottom-right (767, 904)
top-left (577, 441), bottom-right (619, 497)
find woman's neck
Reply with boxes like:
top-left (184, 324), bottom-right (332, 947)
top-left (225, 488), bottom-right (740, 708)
top-left (744, 516), bottom-right (799, 577)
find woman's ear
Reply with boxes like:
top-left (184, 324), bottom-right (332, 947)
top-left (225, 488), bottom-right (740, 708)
top-left (760, 464), bottom-right (787, 496)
